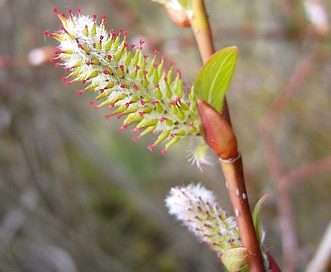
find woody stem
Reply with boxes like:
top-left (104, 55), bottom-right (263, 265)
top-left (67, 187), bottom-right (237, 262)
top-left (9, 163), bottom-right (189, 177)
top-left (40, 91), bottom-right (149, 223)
top-left (191, 1), bottom-right (266, 271)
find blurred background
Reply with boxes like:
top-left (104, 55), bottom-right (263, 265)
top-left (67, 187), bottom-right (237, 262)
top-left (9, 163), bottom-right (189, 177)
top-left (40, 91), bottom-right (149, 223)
top-left (0, 0), bottom-right (330, 271)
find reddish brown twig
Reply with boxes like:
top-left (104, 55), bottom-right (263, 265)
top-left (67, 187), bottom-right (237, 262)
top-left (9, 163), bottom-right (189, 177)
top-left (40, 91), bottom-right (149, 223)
top-left (189, 0), bottom-right (232, 126)
top-left (197, 99), bottom-right (266, 271)
top-left (189, 0), bottom-right (270, 270)
top-left (167, 0), bottom-right (281, 270)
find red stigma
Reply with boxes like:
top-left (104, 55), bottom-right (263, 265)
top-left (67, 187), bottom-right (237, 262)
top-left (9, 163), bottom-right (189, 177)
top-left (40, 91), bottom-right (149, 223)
top-left (68, 8), bottom-right (74, 20)
top-left (112, 30), bottom-right (116, 36)
top-left (148, 144), bottom-right (155, 151)
top-left (133, 84), bottom-right (138, 90)
top-left (177, 69), bottom-right (182, 79)
top-left (138, 42), bottom-right (144, 50)
top-left (131, 128), bottom-right (141, 134)
top-left (119, 125), bottom-right (127, 132)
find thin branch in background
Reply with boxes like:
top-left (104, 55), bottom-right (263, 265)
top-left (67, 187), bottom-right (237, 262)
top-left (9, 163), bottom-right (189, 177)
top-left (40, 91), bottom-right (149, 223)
top-left (278, 0), bottom-right (307, 30)
top-left (259, 32), bottom-right (331, 270)
top-left (260, 54), bottom-right (314, 272)
top-left (189, 0), bottom-right (232, 125)
top-left (286, 156), bottom-right (331, 186)
top-left (260, 3), bottom-right (330, 267)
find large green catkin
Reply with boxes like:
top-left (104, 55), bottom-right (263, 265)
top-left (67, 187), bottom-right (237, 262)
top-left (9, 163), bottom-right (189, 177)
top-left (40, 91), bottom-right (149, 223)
top-left (45, 8), bottom-right (211, 168)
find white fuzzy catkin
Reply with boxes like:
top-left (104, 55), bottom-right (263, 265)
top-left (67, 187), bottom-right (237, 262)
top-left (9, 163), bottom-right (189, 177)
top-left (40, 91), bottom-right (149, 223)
top-left (165, 184), bottom-right (241, 259)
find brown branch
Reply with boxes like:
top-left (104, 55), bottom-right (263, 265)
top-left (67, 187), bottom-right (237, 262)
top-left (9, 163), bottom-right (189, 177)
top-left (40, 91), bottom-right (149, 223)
top-left (219, 157), bottom-right (266, 272)
top-left (197, 99), bottom-right (266, 271)
top-left (190, 0), bottom-right (269, 270)
top-left (189, 0), bottom-right (215, 63)
top-left (189, 0), bottom-right (231, 126)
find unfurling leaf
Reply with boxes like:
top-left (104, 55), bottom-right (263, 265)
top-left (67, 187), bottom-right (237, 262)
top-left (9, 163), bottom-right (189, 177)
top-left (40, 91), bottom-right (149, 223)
top-left (221, 247), bottom-right (248, 272)
top-left (194, 47), bottom-right (238, 113)
top-left (252, 193), bottom-right (270, 243)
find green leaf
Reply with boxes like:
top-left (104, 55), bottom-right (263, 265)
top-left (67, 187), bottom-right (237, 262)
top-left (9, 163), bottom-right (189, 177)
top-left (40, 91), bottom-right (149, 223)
top-left (178, 0), bottom-right (192, 10)
top-left (252, 193), bottom-right (270, 243)
top-left (194, 46), bottom-right (238, 113)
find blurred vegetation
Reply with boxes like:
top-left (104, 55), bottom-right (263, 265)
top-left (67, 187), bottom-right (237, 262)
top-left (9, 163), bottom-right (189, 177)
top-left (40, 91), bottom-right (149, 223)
top-left (0, 0), bottom-right (330, 271)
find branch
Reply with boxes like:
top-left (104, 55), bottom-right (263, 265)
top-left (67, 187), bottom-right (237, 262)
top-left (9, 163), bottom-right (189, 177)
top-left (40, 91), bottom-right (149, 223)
top-left (197, 99), bottom-right (266, 271)
top-left (189, 0), bottom-right (231, 125)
